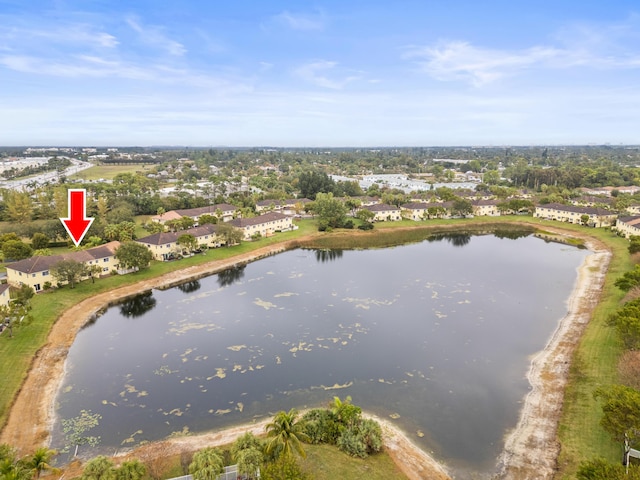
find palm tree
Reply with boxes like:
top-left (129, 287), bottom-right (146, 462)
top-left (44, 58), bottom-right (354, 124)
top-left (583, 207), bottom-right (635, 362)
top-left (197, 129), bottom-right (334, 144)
top-left (331, 395), bottom-right (361, 427)
top-left (188, 447), bottom-right (224, 480)
top-left (265, 408), bottom-right (310, 459)
top-left (81, 456), bottom-right (116, 480)
top-left (103, 224), bottom-right (119, 241)
top-left (115, 460), bottom-right (146, 480)
top-left (27, 447), bottom-right (57, 478)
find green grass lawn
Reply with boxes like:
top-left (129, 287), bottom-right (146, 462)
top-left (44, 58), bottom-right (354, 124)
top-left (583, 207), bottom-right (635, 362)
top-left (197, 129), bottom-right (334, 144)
top-left (0, 215), bottom-right (632, 478)
top-left (69, 164), bottom-right (153, 181)
top-left (301, 443), bottom-right (408, 479)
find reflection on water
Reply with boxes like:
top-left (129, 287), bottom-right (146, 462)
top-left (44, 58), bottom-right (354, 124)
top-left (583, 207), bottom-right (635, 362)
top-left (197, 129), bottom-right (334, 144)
top-left (54, 234), bottom-right (588, 478)
top-left (217, 264), bottom-right (245, 287)
top-left (312, 248), bottom-right (343, 263)
top-left (426, 233), bottom-right (472, 247)
top-left (118, 292), bottom-right (157, 318)
top-left (176, 280), bottom-right (201, 294)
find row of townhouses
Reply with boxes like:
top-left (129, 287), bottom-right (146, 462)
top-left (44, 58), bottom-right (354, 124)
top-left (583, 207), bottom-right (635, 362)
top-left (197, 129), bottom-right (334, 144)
top-left (5, 196), bottom-right (640, 299)
top-left (5, 212), bottom-right (296, 294)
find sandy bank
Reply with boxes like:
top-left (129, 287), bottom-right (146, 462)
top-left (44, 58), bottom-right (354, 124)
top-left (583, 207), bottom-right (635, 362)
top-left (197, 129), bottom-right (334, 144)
top-left (496, 236), bottom-right (611, 479)
top-left (112, 413), bottom-right (450, 480)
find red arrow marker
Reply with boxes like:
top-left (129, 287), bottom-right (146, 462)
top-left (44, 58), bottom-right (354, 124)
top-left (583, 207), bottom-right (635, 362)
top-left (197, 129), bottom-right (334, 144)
top-left (60, 189), bottom-right (94, 247)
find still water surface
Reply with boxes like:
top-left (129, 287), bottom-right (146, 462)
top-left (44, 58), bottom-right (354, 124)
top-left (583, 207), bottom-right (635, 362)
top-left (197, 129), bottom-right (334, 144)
top-left (54, 233), bottom-right (588, 477)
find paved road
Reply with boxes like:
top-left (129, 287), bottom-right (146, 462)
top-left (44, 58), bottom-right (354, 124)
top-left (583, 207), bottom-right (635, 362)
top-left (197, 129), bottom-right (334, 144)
top-left (0, 159), bottom-right (93, 191)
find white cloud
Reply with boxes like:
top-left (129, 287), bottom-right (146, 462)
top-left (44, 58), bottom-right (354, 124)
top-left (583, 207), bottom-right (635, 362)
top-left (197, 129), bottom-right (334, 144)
top-left (294, 61), bottom-right (359, 89)
top-left (126, 17), bottom-right (186, 56)
top-left (405, 17), bottom-right (640, 86)
top-left (404, 41), bottom-right (567, 86)
top-left (0, 23), bottom-right (118, 50)
top-left (273, 10), bottom-right (325, 31)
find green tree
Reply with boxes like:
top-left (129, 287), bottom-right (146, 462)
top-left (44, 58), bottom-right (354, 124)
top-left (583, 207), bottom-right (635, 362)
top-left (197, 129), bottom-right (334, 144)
top-left (96, 196), bottom-right (110, 223)
top-left (143, 221), bottom-right (165, 234)
top-left (103, 224), bottom-right (120, 241)
top-left (265, 408), bottom-right (310, 459)
top-left (116, 222), bottom-right (136, 242)
top-left (115, 242), bottom-right (153, 271)
top-left (452, 198), bottom-right (473, 217)
top-left (593, 384), bottom-right (640, 443)
top-left (115, 460), bottom-right (146, 480)
top-left (576, 457), bottom-right (640, 479)
top-left (482, 170), bottom-right (501, 185)
top-left (235, 449), bottom-right (262, 479)
top-left (216, 223), bottom-right (243, 246)
top-left (27, 448), bottom-right (58, 479)
top-left (177, 234), bottom-right (198, 254)
top-left (12, 284), bottom-right (34, 306)
top-left (197, 214), bottom-right (217, 225)
top-left (232, 433), bottom-right (263, 479)
top-left (629, 236), bottom-right (640, 255)
top-left (0, 458), bottom-right (31, 480)
top-left (311, 192), bottom-right (347, 230)
top-left (4, 190), bottom-right (33, 224)
top-left (331, 396), bottom-right (361, 428)
top-left (180, 217), bottom-right (195, 230)
top-left (0, 303), bottom-right (32, 338)
top-left (298, 171), bottom-right (335, 200)
top-left (81, 456), bottom-right (116, 480)
top-left (2, 240), bottom-right (33, 261)
top-left (355, 209), bottom-right (375, 224)
top-left (188, 447), bottom-right (224, 480)
top-left (615, 265), bottom-right (640, 291)
top-left (261, 454), bottom-right (311, 480)
top-left (50, 259), bottom-right (88, 288)
top-left (30, 232), bottom-right (49, 250)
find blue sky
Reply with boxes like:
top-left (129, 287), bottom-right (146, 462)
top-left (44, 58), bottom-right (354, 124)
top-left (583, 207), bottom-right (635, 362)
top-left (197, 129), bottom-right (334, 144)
top-left (1, 0), bottom-right (640, 147)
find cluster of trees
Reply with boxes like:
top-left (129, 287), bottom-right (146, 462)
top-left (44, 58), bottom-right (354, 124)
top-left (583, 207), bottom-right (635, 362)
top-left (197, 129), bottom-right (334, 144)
top-left (0, 445), bottom-right (58, 480)
top-left (303, 396), bottom-right (383, 459)
top-left (1, 156), bottom-right (70, 181)
top-left (53, 397), bottom-right (382, 480)
top-left (0, 285), bottom-right (34, 338)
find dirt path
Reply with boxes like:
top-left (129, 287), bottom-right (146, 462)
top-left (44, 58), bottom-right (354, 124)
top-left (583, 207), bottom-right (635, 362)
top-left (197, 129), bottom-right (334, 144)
top-left (0, 223), bottom-right (612, 479)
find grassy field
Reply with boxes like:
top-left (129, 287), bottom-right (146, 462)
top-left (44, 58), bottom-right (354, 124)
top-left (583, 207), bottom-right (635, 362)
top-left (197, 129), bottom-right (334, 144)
top-left (0, 215), bottom-right (633, 478)
top-left (69, 164), bottom-right (153, 181)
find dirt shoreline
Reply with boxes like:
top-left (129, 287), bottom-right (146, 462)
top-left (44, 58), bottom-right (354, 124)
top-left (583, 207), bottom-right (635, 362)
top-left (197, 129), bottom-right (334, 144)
top-left (0, 225), bottom-right (611, 479)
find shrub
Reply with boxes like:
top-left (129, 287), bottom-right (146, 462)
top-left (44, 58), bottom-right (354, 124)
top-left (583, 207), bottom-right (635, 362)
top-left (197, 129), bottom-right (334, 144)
top-left (358, 222), bottom-right (374, 231)
top-left (303, 409), bottom-right (342, 445)
top-left (337, 427), bottom-right (368, 458)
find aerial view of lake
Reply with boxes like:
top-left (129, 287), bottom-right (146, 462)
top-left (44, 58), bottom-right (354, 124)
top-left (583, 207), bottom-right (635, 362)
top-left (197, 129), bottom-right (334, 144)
top-left (53, 232), bottom-right (589, 477)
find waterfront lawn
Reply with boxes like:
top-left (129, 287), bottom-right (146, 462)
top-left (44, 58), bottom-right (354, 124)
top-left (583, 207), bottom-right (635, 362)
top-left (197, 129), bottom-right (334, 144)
top-left (555, 227), bottom-right (629, 477)
top-left (301, 443), bottom-right (408, 479)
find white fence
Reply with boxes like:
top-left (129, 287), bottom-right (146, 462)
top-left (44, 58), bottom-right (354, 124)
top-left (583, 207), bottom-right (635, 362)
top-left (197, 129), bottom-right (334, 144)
top-left (166, 465), bottom-right (260, 480)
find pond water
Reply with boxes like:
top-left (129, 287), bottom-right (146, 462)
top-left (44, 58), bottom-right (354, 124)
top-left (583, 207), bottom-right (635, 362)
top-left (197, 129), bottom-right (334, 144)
top-left (53, 233), bottom-right (589, 478)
